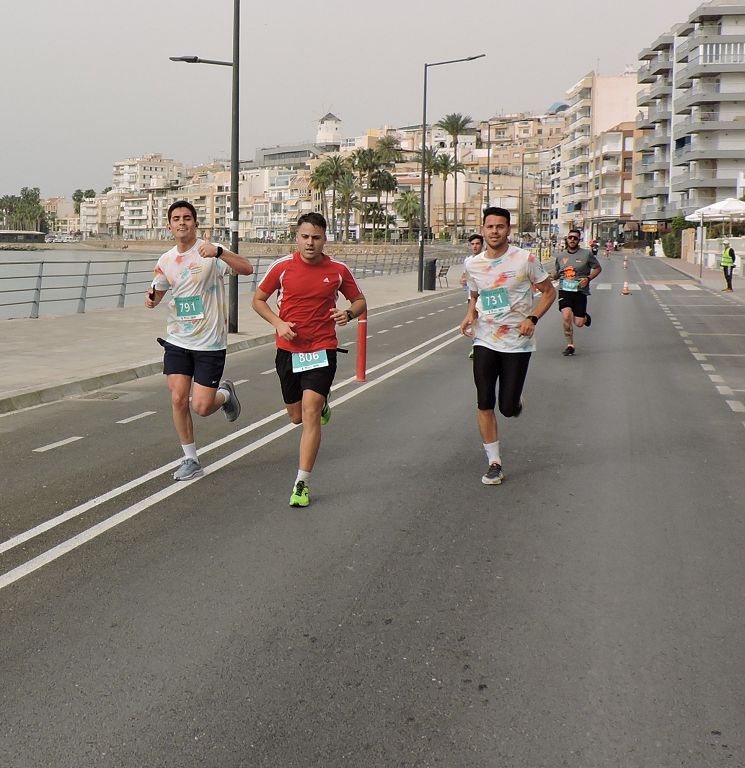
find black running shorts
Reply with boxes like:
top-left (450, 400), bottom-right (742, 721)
top-left (275, 348), bottom-right (338, 404)
top-left (557, 290), bottom-right (588, 318)
top-left (162, 341), bottom-right (226, 388)
top-left (472, 346), bottom-right (531, 415)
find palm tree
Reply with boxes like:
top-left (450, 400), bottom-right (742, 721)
top-left (375, 170), bottom-right (397, 243)
top-left (321, 154), bottom-right (347, 239)
top-left (309, 163), bottom-right (331, 223)
top-left (435, 153), bottom-right (462, 238)
top-left (335, 170), bottom-right (358, 242)
top-left (375, 135), bottom-right (402, 168)
top-left (420, 146), bottom-right (439, 239)
top-left (436, 113), bottom-right (473, 240)
top-left (394, 190), bottom-right (421, 241)
top-left (350, 148), bottom-right (378, 241)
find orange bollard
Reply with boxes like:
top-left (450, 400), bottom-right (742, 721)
top-left (356, 310), bottom-right (368, 381)
top-left (622, 281), bottom-right (631, 295)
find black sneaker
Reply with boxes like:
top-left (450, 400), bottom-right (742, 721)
top-left (562, 345), bottom-right (576, 356)
top-left (584, 313), bottom-right (592, 328)
top-left (481, 463), bottom-right (504, 485)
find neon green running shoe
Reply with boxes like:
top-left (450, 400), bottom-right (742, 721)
top-left (320, 398), bottom-right (331, 425)
top-left (289, 480), bottom-right (310, 507)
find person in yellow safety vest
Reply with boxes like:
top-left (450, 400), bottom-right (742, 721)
top-left (722, 240), bottom-right (736, 292)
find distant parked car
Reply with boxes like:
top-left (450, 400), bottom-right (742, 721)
top-left (44, 234), bottom-right (55, 243)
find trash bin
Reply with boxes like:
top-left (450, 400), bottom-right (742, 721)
top-left (423, 258), bottom-right (437, 290)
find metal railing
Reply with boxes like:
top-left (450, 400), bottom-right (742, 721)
top-left (1, 247), bottom-right (465, 320)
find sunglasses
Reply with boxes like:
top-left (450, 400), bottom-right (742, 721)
top-left (567, 236), bottom-right (580, 240)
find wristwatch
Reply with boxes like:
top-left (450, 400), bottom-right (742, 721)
top-left (345, 309), bottom-right (355, 322)
top-left (215, 245), bottom-right (223, 258)
top-left (527, 315), bottom-right (539, 325)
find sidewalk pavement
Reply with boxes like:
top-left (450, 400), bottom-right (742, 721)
top-left (659, 254), bottom-right (745, 300)
top-left (0, 272), bottom-right (461, 415)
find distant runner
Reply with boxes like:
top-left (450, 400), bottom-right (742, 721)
top-left (551, 228), bottom-right (602, 356)
top-left (146, 200), bottom-right (254, 480)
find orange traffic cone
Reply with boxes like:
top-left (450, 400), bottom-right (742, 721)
top-left (622, 281), bottom-right (631, 295)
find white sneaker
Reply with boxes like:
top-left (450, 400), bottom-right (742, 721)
top-left (173, 458), bottom-right (203, 481)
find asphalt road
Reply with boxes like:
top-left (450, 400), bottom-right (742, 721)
top-left (2, 255), bottom-right (745, 767)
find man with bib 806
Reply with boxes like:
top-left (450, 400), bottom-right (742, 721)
top-left (252, 212), bottom-right (366, 508)
top-left (460, 207), bottom-right (556, 485)
top-left (552, 228), bottom-right (602, 356)
top-left (146, 200), bottom-right (254, 481)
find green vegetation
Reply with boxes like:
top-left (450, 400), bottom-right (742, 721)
top-left (661, 216), bottom-right (695, 258)
top-left (0, 187), bottom-right (47, 231)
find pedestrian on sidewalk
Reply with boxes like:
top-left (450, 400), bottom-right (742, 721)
top-left (721, 240), bottom-right (736, 292)
top-left (252, 212), bottom-right (366, 508)
top-left (145, 200), bottom-right (254, 481)
top-left (459, 206), bottom-right (556, 486)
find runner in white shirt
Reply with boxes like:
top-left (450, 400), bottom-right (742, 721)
top-left (460, 206), bottom-right (556, 485)
top-left (146, 200), bottom-right (254, 480)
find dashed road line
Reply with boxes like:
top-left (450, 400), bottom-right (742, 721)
top-left (116, 411), bottom-right (156, 425)
top-left (34, 436), bottom-right (84, 453)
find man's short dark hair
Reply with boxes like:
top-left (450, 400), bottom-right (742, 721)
top-left (568, 228), bottom-right (582, 238)
top-left (482, 206), bottom-right (510, 225)
top-left (297, 212), bottom-right (327, 231)
top-left (168, 200), bottom-right (197, 223)
top-left (468, 233), bottom-right (484, 244)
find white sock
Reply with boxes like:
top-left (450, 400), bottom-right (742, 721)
top-left (217, 387), bottom-right (231, 405)
top-left (182, 443), bottom-right (198, 462)
top-left (295, 469), bottom-right (311, 485)
top-left (483, 441), bottom-right (501, 465)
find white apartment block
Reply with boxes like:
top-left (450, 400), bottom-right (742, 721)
top-left (79, 192), bottom-right (123, 237)
top-left (636, 0), bottom-right (745, 224)
top-left (560, 71), bottom-right (639, 235)
top-left (112, 153), bottom-right (183, 193)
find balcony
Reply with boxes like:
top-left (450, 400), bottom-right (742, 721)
top-left (672, 145), bottom-right (745, 165)
top-left (673, 110), bottom-right (745, 139)
top-left (638, 63), bottom-right (656, 83)
top-left (671, 169), bottom-right (737, 192)
top-left (640, 157), bottom-right (669, 173)
top-left (635, 180), bottom-right (670, 198)
top-left (677, 51), bottom-right (745, 87)
top-left (600, 164), bottom-right (622, 175)
top-left (648, 131), bottom-right (671, 147)
top-left (675, 84), bottom-right (745, 113)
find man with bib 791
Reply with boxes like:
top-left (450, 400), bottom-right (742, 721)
top-left (552, 228), bottom-right (602, 356)
top-left (460, 206), bottom-right (556, 486)
top-left (146, 200), bottom-right (254, 481)
top-left (252, 212), bottom-right (366, 508)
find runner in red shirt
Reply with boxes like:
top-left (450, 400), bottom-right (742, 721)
top-left (252, 212), bottom-right (366, 507)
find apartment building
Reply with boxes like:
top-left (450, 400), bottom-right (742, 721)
top-left (79, 191), bottom-right (123, 238)
top-left (112, 153), bottom-right (183, 193)
top-left (42, 197), bottom-right (77, 233)
top-left (586, 122), bottom-right (636, 240)
top-left (560, 70), bottom-right (639, 234)
top-left (636, 1), bottom-right (745, 225)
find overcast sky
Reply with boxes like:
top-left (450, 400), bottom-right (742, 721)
top-left (3, 0), bottom-right (699, 198)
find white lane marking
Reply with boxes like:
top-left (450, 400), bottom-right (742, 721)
top-left (595, 284), bottom-right (612, 290)
top-left (681, 284), bottom-right (702, 291)
top-left (33, 436), bottom-right (84, 453)
top-left (649, 283), bottom-right (670, 290)
top-left (393, 324), bottom-right (403, 328)
top-left (377, 329), bottom-right (389, 334)
top-left (417, 316), bottom-right (426, 320)
top-left (406, 320), bottom-right (415, 324)
top-left (427, 312), bottom-right (437, 316)
top-left (233, 379), bottom-right (249, 386)
top-left (366, 335), bottom-right (372, 339)
top-left (717, 386), bottom-right (734, 396)
top-left (701, 364), bottom-right (715, 371)
top-left (0, 334), bottom-right (461, 590)
top-left (116, 411), bottom-right (156, 425)
top-left (684, 340), bottom-right (694, 345)
top-left (709, 375), bottom-right (725, 383)
top-left (679, 331), bottom-right (689, 337)
top-left (693, 353), bottom-right (707, 361)
top-left (726, 400), bottom-right (745, 413)
top-left (1, 326), bottom-right (460, 557)
top-left (689, 347), bottom-right (699, 353)
top-left (437, 309), bottom-right (445, 313)
top-left (260, 368), bottom-right (275, 375)
top-left (686, 332), bottom-right (745, 336)
top-left (697, 353), bottom-right (745, 357)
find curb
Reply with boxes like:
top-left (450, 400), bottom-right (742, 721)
top-left (0, 289), bottom-right (457, 415)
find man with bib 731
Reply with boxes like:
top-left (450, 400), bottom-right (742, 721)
top-left (552, 228), bottom-right (602, 356)
top-left (252, 212), bottom-right (366, 508)
top-left (460, 206), bottom-right (556, 486)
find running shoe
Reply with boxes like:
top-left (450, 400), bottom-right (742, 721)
top-left (289, 480), bottom-right (310, 507)
top-left (219, 379), bottom-right (241, 422)
top-left (320, 398), bottom-right (331, 425)
top-left (173, 458), bottom-right (203, 481)
top-left (481, 463), bottom-right (504, 485)
top-left (562, 345), bottom-right (576, 356)
top-left (584, 313), bottom-right (592, 328)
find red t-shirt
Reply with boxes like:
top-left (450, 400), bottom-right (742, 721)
top-left (258, 252), bottom-right (363, 353)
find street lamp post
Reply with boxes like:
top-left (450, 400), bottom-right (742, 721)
top-left (170, 0), bottom-right (240, 332)
top-left (417, 53), bottom-right (485, 292)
